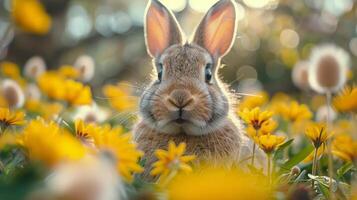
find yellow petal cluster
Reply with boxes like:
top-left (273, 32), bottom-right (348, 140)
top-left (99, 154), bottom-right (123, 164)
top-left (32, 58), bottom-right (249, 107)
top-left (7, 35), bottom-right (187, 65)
top-left (239, 107), bottom-right (273, 130)
top-left (11, 0), bottom-right (52, 35)
top-left (333, 85), bottom-right (357, 113)
top-left (62, 79), bottom-right (92, 106)
top-left (167, 167), bottom-right (272, 200)
top-left (38, 72), bottom-right (92, 106)
top-left (25, 99), bottom-right (63, 120)
top-left (75, 119), bottom-right (100, 146)
top-left (103, 83), bottom-right (137, 112)
top-left (256, 134), bottom-right (286, 154)
top-left (18, 119), bottom-right (86, 166)
top-left (332, 134), bottom-right (357, 162)
top-left (0, 107), bottom-right (25, 126)
top-left (237, 91), bottom-right (269, 111)
top-left (151, 141), bottom-right (196, 179)
top-left (246, 119), bottom-right (277, 139)
top-left (88, 124), bottom-right (143, 182)
top-left (0, 62), bottom-right (20, 79)
top-left (305, 123), bottom-right (333, 148)
top-left (58, 65), bottom-right (80, 79)
top-left (278, 101), bottom-right (312, 123)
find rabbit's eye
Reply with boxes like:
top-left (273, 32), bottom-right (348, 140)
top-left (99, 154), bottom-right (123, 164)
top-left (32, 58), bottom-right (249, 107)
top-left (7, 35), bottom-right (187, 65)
top-left (205, 64), bottom-right (212, 83)
top-left (157, 63), bottom-right (163, 82)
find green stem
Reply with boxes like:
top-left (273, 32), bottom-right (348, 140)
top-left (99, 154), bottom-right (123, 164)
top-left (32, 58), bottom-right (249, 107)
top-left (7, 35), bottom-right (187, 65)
top-left (267, 154), bottom-right (272, 185)
top-left (326, 91), bottom-right (335, 199)
top-left (312, 147), bottom-right (319, 188)
top-left (160, 169), bottom-right (178, 187)
top-left (251, 143), bottom-right (256, 166)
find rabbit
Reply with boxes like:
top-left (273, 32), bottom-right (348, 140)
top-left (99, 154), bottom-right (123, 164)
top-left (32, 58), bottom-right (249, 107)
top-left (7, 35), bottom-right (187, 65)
top-left (134, 0), bottom-right (251, 179)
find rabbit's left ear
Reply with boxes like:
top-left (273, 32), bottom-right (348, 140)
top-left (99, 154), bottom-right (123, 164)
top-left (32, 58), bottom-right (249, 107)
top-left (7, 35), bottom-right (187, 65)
top-left (144, 0), bottom-right (184, 58)
top-left (192, 0), bottom-right (237, 60)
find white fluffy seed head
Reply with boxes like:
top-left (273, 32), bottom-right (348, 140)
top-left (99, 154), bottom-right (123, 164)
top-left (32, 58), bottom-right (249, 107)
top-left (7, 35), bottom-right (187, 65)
top-left (1, 79), bottom-right (25, 108)
top-left (308, 44), bottom-right (350, 94)
top-left (25, 83), bottom-right (41, 100)
top-left (24, 56), bottom-right (47, 79)
top-left (74, 55), bottom-right (95, 82)
top-left (316, 105), bottom-right (337, 122)
top-left (72, 103), bottom-right (109, 124)
top-left (46, 156), bottom-right (124, 200)
top-left (292, 61), bottom-right (310, 91)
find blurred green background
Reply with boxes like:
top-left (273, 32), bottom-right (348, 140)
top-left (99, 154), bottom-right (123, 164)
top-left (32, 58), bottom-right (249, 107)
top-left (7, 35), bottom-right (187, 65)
top-left (0, 0), bottom-right (356, 95)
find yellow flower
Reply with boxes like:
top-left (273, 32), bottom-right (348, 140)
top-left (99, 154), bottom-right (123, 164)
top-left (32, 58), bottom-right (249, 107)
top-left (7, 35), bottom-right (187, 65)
top-left (91, 126), bottom-right (143, 182)
top-left (37, 72), bottom-right (66, 100)
top-left (333, 85), bottom-right (357, 113)
top-left (268, 92), bottom-right (292, 113)
top-left (278, 101), bottom-right (312, 123)
top-left (0, 107), bottom-right (25, 127)
top-left (0, 61), bottom-right (20, 78)
top-left (246, 119), bottom-right (278, 139)
top-left (58, 65), bottom-right (79, 79)
top-left (256, 134), bottom-right (286, 154)
top-left (103, 83), bottom-right (137, 112)
top-left (167, 167), bottom-right (272, 200)
top-left (151, 141), bottom-right (196, 179)
top-left (38, 72), bottom-right (92, 106)
top-left (239, 107), bottom-right (273, 130)
top-left (305, 123), bottom-right (333, 149)
top-left (62, 79), bottom-right (92, 106)
top-left (332, 134), bottom-right (357, 162)
top-left (25, 99), bottom-right (63, 120)
top-left (333, 119), bottom-right (353, 135)
top-left (11, 0), bottom-right (52, 35)
top-left (237, 91), bottom-right (269, 111)
top-left (75, 119), bottom-right (99, 146)
top-left (17, 119), bottom-right (86, 166)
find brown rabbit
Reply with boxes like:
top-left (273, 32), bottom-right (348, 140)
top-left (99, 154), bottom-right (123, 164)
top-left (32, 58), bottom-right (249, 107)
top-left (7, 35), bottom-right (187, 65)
top-left (134, 0), bottom-right (248, 179)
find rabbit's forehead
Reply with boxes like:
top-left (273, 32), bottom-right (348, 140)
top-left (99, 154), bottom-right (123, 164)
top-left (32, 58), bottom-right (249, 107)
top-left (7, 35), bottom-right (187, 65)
top-left (159, 45), bottom-right (212, 77)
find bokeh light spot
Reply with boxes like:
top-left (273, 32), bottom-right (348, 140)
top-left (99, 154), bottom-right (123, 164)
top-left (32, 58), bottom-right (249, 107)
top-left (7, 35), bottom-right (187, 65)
top-left (279, 29), bottom-right (299, 48)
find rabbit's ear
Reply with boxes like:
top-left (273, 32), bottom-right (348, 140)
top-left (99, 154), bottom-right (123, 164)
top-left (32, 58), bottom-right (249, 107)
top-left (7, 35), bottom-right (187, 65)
top-left (145, 0), bottom-right (183, 58)
top-left (192, 0), bottom-right (237, 60)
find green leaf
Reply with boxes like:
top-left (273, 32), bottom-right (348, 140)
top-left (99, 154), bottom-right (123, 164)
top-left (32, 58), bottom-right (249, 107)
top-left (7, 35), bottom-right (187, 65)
top-left (293, 170), bottom-right (307, 183)
top-left (317, 181), bottom-right (330, 199)
top-left (273, 139), bottom-right (294, 161)
top-left (278, 145), bottom-right (314, 174)
top-left (337, 162), bottom-right (354, 178)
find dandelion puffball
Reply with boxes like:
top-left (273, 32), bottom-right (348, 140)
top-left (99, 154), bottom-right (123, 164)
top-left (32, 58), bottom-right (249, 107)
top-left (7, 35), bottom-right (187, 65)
top-left (316, 105), bottom-right (337, 122)
top-left (292, 61), bottom-right (310, 91)
top-left (25, 83), bottom-right (41, 100)
top-left (73, 104), bottom-right (109, 124)
top-left (24, 56), bottom-right (46, 79)
top-left (308, 44), bottom-right (350, 94)
top-left (45, 156), bottom-right (124, 200)
top-left (74, 55), bottom-right (95, 82)
top-left (1, 79), bottom-right (25, 108)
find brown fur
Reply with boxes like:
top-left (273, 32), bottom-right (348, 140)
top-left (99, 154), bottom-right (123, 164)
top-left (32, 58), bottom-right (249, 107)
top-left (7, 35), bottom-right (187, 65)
top-left (136, 0), bottom-right (246, 180)
top-left (134, 119), bottom-right (242, 179)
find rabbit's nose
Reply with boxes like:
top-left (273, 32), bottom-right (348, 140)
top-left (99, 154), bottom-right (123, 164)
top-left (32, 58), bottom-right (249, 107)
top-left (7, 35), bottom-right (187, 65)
top-left (167, 89), bottom-right (194, 111)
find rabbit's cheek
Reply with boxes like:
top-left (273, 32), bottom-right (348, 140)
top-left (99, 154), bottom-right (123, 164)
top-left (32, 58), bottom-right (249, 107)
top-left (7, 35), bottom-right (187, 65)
top-left (151, 102), bottom-right (170, 121)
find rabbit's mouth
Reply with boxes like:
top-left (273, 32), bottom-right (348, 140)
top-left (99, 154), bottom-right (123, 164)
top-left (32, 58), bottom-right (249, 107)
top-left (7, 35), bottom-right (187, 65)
top-left (174, 118), bottom-right (186, 124)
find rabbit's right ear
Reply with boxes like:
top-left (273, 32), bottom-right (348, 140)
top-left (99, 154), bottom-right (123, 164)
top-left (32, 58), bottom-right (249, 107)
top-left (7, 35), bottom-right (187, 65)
top-left (144, 0), bottom-right (183, 58)
top-left (192, 0), bottom-right (237, 61)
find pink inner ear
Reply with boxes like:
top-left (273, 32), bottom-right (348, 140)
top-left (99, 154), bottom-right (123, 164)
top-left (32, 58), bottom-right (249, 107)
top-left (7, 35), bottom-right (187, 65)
top-left (203, 4), bottom-right (236, 57)
top-left (146, 6), bottom-right (170, 57)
